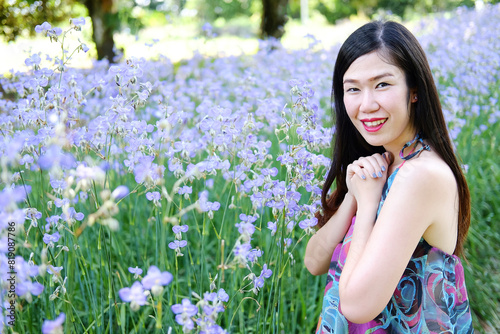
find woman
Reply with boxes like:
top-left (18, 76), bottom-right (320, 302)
top-left (304, 21), bottom-right (473, 333)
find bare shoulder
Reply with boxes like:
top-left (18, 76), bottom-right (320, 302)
top-left (392, 151), bottom-right (457, 196)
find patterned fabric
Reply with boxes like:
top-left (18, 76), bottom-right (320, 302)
top-left (316, 167), bottom-right (473, 334)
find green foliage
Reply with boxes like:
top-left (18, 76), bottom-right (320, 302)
top-left (376, 0), bottom-right (415, 18)
top-left (315, 0), bottom-right (356, 24)
top-left (0, 0), bottom-right (85, 41)
top-left (112, 0), bottom-right (146, 34)
top-left (196, 0), bottom-right (255, 22)
top-left (458, 113), bottom-right (500, 331)
top-left (313, 0), bottom-right (500, 23)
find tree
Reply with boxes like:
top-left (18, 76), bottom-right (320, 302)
top-left (260, 0), bottom-right (289, 39)
top-left (0, 0), bottom-right (151, 63)
top-left (0, 0), bottom-right (77, 41)
top-left (0, 0), bottom-right (118, 62)
top-left (80, 0), bottom-right (116, 62)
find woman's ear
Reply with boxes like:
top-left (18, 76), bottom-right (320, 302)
top-left (410, 88), bottom-right (418, 103)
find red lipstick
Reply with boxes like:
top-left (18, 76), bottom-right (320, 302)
top-left (360, 118), bottom-right (387, 132)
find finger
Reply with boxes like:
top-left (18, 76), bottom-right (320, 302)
top-left (357, 157), bottom-right (380, 178)
top-left (348, 164), bottom-right (368, 180)
top-left (372, 154), bottom-right (389, 176)
top-left (383, 151), bottom-right (395, 166)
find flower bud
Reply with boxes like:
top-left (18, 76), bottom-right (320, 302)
top-left (151, 285), bottom-right (163, 297)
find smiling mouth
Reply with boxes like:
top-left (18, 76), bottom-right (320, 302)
top-left (362, 118), bottom-right (387, 127)
top-left (361, 118), bottom-right (387, 132)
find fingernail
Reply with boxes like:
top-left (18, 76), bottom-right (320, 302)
top-left (381, 166), bottom-right (386, 172)
top-left (362, 175), bottom-right (366, 180)
top-left (372, 173), bottom-right (377, 178)
top-left (378, 171), bottom-right (383, 178)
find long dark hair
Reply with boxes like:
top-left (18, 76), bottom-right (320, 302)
top-left (318, 21), bottom-right (470, 256)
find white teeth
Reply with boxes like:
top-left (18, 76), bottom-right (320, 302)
top-left (363, 119), bottom-right (386, 127)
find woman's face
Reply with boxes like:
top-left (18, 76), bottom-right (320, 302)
top-left (342, 51), bottom-right (417, 154)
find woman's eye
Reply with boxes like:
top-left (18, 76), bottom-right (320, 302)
top-left (346, 87), bottom-right (359, 92)
top-left (377, 82), bottom-right (390, 88)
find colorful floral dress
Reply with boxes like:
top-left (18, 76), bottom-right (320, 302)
top-left (316, 165), bottom-right (474, 333)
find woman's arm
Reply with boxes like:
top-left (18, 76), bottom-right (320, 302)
top-left (304, 192), bottom-right (357, 276)
top-left (338, 159), bottom-right (454, 323)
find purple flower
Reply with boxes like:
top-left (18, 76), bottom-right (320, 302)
top-left (168, 240), bottom-right (188, 250)
top-left (47, 265), bottom-right (63, 275)
top-left (0, 237), bottom-right (8, 253)
top-left (52, 27), bottom-right (62, 36)
top-left (50, 178), bottom-right (67, 192)
top-left (54, 198), bottom-right (69, 208)
top-left (60, 207), bottom-right (84, 223)
top-left (171, 298), bottom-right (198, 317)
top-left (169, 240), bottom-right (188, 256)
top-left (248, 264), bottom-right (273, 294)
top-left (74, 210), bottom-right (85, 221)
top-left (247, 249), bottom-right (263, 263)
top-left (178, 185), bottom-right (192, 196)
top-left (43, 232), bottom-right (60, 245)
top-left (38, 146), bottom-right (76, 170)
top-left (141, 266), bottom-right (173, 290)
top-left (0, 186), bottom-right (30, 211)
top-left (202, 22), bottom-right (213, 33)
top-left (204, 201), bottom-right (220, 211)
top-left (133, 156), bottom-right (165, 188)
top-left (19, 154), bottom-right (34, 167)
top-left (111, 185), bottom-right (129, 200)
top-left (199, 194), bottom-right (221, 219)
top-left (254, 276), bottom-right (265, 289)
top-left (35, 22), bottom-right (52, 34)
top-left (299, 217), bottom-right (318, 229)
top-left (288, 78), bottom-right (304, 87)
top-left (235, 221), bottom-right (256, 236)
top-left (42, 312), bottom-right (65, 334)
top-left (118, 281), bottom-right (147, 308)
top-left (205, 179), bottom-right (214, 188)
top-left (171, 298), bottom-right (201, 332)
top-left (201, 22), bottom-right (215, 38)
top-left (80, 191), bottom-right (89, 200)
top-left (128, 266), bottom-right (143, 277)
top-left (25, 54), bottom-right (41, 67)
top-left (204, 292), bottom-right (217, 302)
top-left (260, 264), bottom-right (272, 278)
top-left (261, 167), bottom-right (278, 177)
top-left (172, 225), bottom-right (189, 234)
top-left (146, 191), bottom-right (161, 201)
top-left (25, 208), bottom-right (42, 221)
top-left (16, 280), bottom-right (44, 297)
top-left (267, 221), bottom-right (277, 235)
top-left (217, 288), bottom-right (229, 302)
top-left (137, 90), bottom-right (149, 101)
top-left (239, 213), bottom-right (258, 223)
top-left (71, 17), bottom-right (86, 26)
top-left (175, 314), bottom-right (195, 331)
top-left (234, 242), bottom-right (252, 264)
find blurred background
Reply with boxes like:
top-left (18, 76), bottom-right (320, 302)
top-left (1, 0), bottom-right (498, 74)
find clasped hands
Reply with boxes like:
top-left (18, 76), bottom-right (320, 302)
top-left (346, 152), bottom-right (394, 207)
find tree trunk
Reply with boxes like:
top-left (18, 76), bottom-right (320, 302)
top-left (260, 0), bottom-right (289, 39)
top-left (301, 0), bottom-right (309, 25)
top-left (83, 0), bottom-right (116, 62)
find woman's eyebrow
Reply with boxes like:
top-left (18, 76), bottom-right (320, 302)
top-left (343, 73), bottom-right (394, 84)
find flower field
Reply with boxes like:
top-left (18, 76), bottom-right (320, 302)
top-left (1, 5), bottom-right (499, 334)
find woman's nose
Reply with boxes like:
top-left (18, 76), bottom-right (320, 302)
top-left (359, 91), bottom-right (379, 113)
